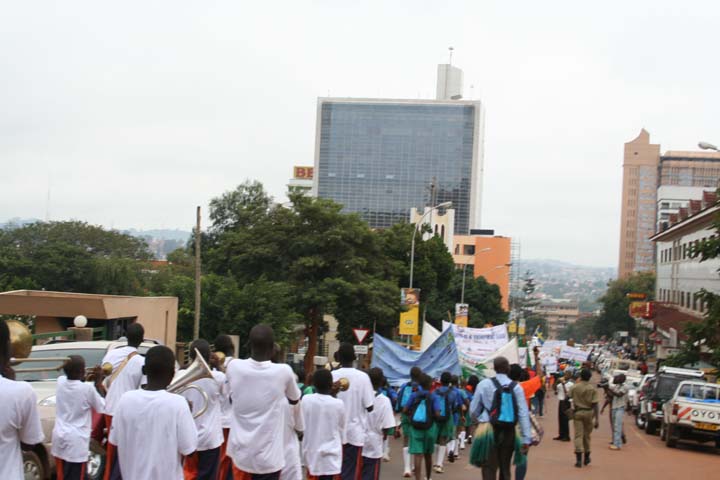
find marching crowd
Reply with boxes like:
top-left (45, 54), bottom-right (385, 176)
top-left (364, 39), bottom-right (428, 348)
top-left (1, 318), bottom-right (630, 480)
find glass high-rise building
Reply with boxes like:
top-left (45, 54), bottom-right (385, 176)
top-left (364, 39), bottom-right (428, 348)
top-left (313, 98), bottom-right (485, 234)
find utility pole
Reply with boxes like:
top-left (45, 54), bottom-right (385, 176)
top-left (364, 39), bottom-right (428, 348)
top-left (193, 206), bottom-right (201, 340)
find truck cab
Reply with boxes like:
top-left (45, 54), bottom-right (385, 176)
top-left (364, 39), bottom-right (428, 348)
top-left (661, 381), bottom-right (720, 449)
top-left (638, 366), bottom-right (704, 435)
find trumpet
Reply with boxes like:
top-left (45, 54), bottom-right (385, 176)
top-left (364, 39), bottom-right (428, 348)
top-left (333, 377), bottom-right (350, 393)
top-left (7, 320), bottom-right (70, 373)
top-left (167, 349), bottom-right (214, 418)
top-left (212, 351), bottom-right (226, 371)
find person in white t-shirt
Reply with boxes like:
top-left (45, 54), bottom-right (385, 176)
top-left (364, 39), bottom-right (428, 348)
top-left (102, 322), bottom-right (145, 480)
top-left (331, 343), bottom-right (375, 480)
top-left (0, 319), bottom-right (45, 480)
top-left (225, 324), bottom-right (301, 480)
top-left (108, 345), bottom-right (197, 480)
top-left (553, 371), bottom-right (574, 442)
top-left (361, 368), bottom-right (397, 480)
top-left (52, 355), bottom-right (106, 480)
top-left (179, 339), bottom-right (227, 480)
top-left (302, 368), bottom-right (346, 480)
top-left (212, 334), bottom-right (236, 480)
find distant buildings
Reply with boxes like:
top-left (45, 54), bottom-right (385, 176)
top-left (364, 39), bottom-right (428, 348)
top-left (535, 299), bottom-right (579, 339)
top-left (618, 129), bottom-right (720, 278)
top-left (650, 192), bottom-right (720, 311)
top-left (313, 65), bottom-right (485, 235)
top-left (648, 194), bottom-right (720, 359)
top-left (452, 233), bottom-right (512, 311)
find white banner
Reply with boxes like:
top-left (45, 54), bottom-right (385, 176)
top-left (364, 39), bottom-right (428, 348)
top-left (540, 340), bottom-right (566, 354)
top-left (541, 355), bottom-right (558, 374)
top-left (443, 322), bottom-right (509, 358)
top-left (559, 345), bottom-right (589, 362)
top-left (460, 338), bottom-right (519, 377)
top-left (519, 347), bottom-right (528, 367)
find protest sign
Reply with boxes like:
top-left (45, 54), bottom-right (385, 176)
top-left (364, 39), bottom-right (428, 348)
top-left (559, 345), bottom-right (589, 362)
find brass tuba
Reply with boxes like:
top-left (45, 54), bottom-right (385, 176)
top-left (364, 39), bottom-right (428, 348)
top-left (8, 320), bottom-right (70, 373)
top-left (167, 349), bottom-right (214, 418)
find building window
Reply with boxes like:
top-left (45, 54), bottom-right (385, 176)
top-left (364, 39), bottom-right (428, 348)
top-left (454, 245), bottom-right (460, 255)
top-left (463, 245), bottom-right (475, 255)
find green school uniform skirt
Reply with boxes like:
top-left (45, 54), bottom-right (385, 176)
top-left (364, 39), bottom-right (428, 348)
top-left (408, 423), bottom-right (439, 455)
top-left (436, 418), bottom-right (456, 439)
top-left (401, 413), bottom-right (410, 436)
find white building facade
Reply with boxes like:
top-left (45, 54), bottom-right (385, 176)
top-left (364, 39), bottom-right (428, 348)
top-left (651, 203), bottom-right (720, 316)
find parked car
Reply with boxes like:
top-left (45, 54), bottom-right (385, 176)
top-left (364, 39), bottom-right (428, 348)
top-left (631, 374), bottom-right (653, 418)
top-left (18, 340), bottom-right (160, 480)
top-left (661, 380), bottom-right (720, 449)
top-left (637, 366), bottom-right (705, 435)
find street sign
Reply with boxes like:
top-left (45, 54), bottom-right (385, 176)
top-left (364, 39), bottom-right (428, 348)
top-left (353, 328), bottom-right (369, 344)
top-left (354, 345), bottom-right (368, 355)
top-left (626, 292), bottom-right (647, 300)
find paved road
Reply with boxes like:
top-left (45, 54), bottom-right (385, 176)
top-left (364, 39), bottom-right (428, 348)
top-left (381, 383), bottom-right (720, 479)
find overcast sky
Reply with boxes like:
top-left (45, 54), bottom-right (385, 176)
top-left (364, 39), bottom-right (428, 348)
top-left (2, 1), bottom-right (719, 268)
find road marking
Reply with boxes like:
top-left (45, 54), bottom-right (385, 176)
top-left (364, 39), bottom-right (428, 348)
top-left (632, 422), bottom-right (653, 448)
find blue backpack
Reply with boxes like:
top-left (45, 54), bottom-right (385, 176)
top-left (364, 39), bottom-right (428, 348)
top-left (397, 382), bottom-right (416, 412)
top-left (489, 378), bottom-right (518, 428)
top-left (409, 392), bottom-right (434, 430)
top-left (435, 389), bottom-right (453, 422)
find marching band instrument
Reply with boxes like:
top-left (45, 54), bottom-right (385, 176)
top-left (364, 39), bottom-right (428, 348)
top-left (167, 348), bottom-right (214, 418)
top-left (7, 319), bottom-right (71, 373)
top-left (212, 351), bottom-right (226, 372)
top-left (333, 377), bottom-right (350, 392)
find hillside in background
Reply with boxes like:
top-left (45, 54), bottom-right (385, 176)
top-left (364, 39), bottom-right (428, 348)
top-left (513, 259), bottom-right (615, 312)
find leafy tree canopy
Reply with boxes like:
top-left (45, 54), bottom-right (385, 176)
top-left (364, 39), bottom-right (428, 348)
top-left (0, 221), bottom-right (150, 294)
top-left (593, 271), bottom-right (654, 338)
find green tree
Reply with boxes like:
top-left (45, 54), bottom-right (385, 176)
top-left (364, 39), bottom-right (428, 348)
top-left (559, 315), bottom-right (598, 342)
top-left (376, 224), bottom-right (506, 329)
top-left (593, 271), bottom-right (655, 338)
top-left (0, 221), bottom-right (150, 294)
top-left (511, 271), bottom-right (546, 337)
top-left (202, 185), bottom-right (401, 372)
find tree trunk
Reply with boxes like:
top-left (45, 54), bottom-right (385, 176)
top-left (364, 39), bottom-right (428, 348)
top-left (303, 308), bottom-right (320, 375)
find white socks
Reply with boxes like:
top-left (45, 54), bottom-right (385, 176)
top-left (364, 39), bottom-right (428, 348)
top-left (403, 447), bottom-right (411, 474)
top-left (383, 437), bottom-right (390, 457)
top-left (448, 439), bottom-right (457, 456)
top-left (435, 445), bottom-right (446, 467)
top-left (459, 431), bottom-right (467, 449)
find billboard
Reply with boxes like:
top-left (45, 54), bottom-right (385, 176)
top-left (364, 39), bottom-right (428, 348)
top-left (454, 303), bottom-right (469, 327)
top-left (399, 288), bottom-right (420, 335)
top-left (293, 166), bottom-right (314, 179)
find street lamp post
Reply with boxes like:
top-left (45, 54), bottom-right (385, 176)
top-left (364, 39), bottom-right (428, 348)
top-left (699, 141), bottom-right (719, 152)
top-left (408, 201), bottom-right (452, 289)
top-left (480, 264), bottom-right (510, 277)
